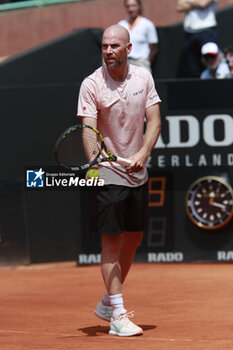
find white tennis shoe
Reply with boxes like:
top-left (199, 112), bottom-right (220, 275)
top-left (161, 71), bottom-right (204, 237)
top-left (109, 311), bottom-right (143, 337)
top-left (94, 300), bottom-right (112, 322)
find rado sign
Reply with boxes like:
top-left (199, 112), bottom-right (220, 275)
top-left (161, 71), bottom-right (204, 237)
top-left (156, 114), bottom-right (233, 149)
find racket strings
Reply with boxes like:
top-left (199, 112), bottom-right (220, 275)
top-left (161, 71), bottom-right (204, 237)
top-left (56, 127), bottom-right (100, 168)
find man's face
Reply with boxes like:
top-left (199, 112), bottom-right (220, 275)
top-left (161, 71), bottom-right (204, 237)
top-left (203, 54), bottom-right (219, 70)
top-left (125, 0), bottom-right (140, 19)
top-left (102, 30), bottom-right (131, 69)
top-left (226, 53), bottom-right (233, 77)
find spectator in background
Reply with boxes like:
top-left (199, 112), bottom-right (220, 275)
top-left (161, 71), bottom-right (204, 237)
top-left (118, 0), bottom-right (159, 73)
top-left (224, 46), bottom-right (233, 77)
top-left (177, 0), bottom-right (218, 77)
top-left (200, 42), bottom-right (231, 79)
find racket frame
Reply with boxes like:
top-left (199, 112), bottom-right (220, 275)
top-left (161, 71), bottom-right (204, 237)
top-left (54, 124), bottom-right (130, 171)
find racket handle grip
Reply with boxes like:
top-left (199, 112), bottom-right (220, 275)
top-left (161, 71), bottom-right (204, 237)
top-left (116, 156), bottom-right (131, 165)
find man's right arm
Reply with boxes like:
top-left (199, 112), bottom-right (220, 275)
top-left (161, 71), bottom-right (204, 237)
top-left (81, 116), bottom-right (97, 129)
top-left (177, 0), bottom-right (192, 12)
top-left (77, 79), bottom-right (98, 167)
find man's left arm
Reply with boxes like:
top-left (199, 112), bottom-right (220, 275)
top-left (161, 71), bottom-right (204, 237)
top-left (177, 0), bottom-right (216, 12)
top-left (127, 104), bottom-right (161, 172)
top-left (189, 0), bottom-right (217, 8)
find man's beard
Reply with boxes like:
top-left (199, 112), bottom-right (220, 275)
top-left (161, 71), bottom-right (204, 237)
top-left (104, 57), bottom-right (123, 68)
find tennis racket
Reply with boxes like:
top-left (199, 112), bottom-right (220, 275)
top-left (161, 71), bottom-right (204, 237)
top-left (54, 124), bottom-right (131, 171)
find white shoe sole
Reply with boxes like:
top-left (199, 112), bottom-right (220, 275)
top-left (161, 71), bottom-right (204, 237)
top-left (109, 329), bottom-right (143, 336)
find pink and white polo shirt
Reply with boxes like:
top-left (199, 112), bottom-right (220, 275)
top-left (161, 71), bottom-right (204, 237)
top-left (77, 64), bottom-right (161, 186)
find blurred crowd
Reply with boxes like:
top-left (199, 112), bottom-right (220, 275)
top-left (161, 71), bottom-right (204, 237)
top-left (119, 0), bottom-right (232, 79)
top-left (177, 0), bottom-right (232, 79)
top-left (1, 0), bottom-right (232, 79)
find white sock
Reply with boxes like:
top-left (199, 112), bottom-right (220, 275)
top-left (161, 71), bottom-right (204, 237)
top-left (102, 284), bottom-right (123, 306)
top-left (109, 293), bottom-right (127, 319)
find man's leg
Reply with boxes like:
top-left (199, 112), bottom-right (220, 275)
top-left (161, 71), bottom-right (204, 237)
top-left (185, 33), bottom-right (203, 78)
top-left (94, 186), bottom-right (126, 321)
top-left (101, 230), bottom-right (142, 293)
top-left (100, 232), bottom-right (143, 336)
top-left (100, 230), bottom-right (142, 315)
top-left (99, 184), bottom-right (145, 308)
top-left (94, 184), bottom-right (145, 335)
top-left (101, 233), bottom-right (127, 319)
top-left (101, 233), bottom-right (123, 295)
top-left (119, 230), bottom-right (143, 283)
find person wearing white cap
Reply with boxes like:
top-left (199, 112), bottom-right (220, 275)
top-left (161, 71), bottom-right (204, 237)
top-left (200, 42), bottom-right (231, 79)
top-left (177, 0), bottom-right (218, 77)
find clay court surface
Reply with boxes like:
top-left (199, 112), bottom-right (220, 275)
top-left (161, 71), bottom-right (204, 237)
top-left (1, 262), bottom-right (233, 350)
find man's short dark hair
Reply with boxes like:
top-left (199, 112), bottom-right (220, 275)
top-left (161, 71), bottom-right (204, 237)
top-left (224, 46), bottom-right (233, 55)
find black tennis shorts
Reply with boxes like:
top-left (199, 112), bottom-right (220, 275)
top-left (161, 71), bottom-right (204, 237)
top-left (89, 182), bottom-right (149, 235)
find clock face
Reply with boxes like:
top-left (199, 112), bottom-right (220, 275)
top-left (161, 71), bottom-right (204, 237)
top-left (185, 176), bottom-right (233, 230)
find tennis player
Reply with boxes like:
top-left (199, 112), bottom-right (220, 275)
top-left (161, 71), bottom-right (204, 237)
top-left (77, 24), bottom-right (161, 337)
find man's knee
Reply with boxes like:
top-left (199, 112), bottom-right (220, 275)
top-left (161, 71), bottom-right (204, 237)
top-left (124, 231), bottom-right (143, 246)
top-left (102, 234), bottom-right (123, 255)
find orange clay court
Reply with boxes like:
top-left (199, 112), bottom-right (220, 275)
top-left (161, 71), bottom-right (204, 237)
top-left (0, 262), bottom-right (233, 350)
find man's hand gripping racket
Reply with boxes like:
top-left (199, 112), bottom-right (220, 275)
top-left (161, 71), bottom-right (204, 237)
top-left (54, 124), bottom-right (131, 171)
